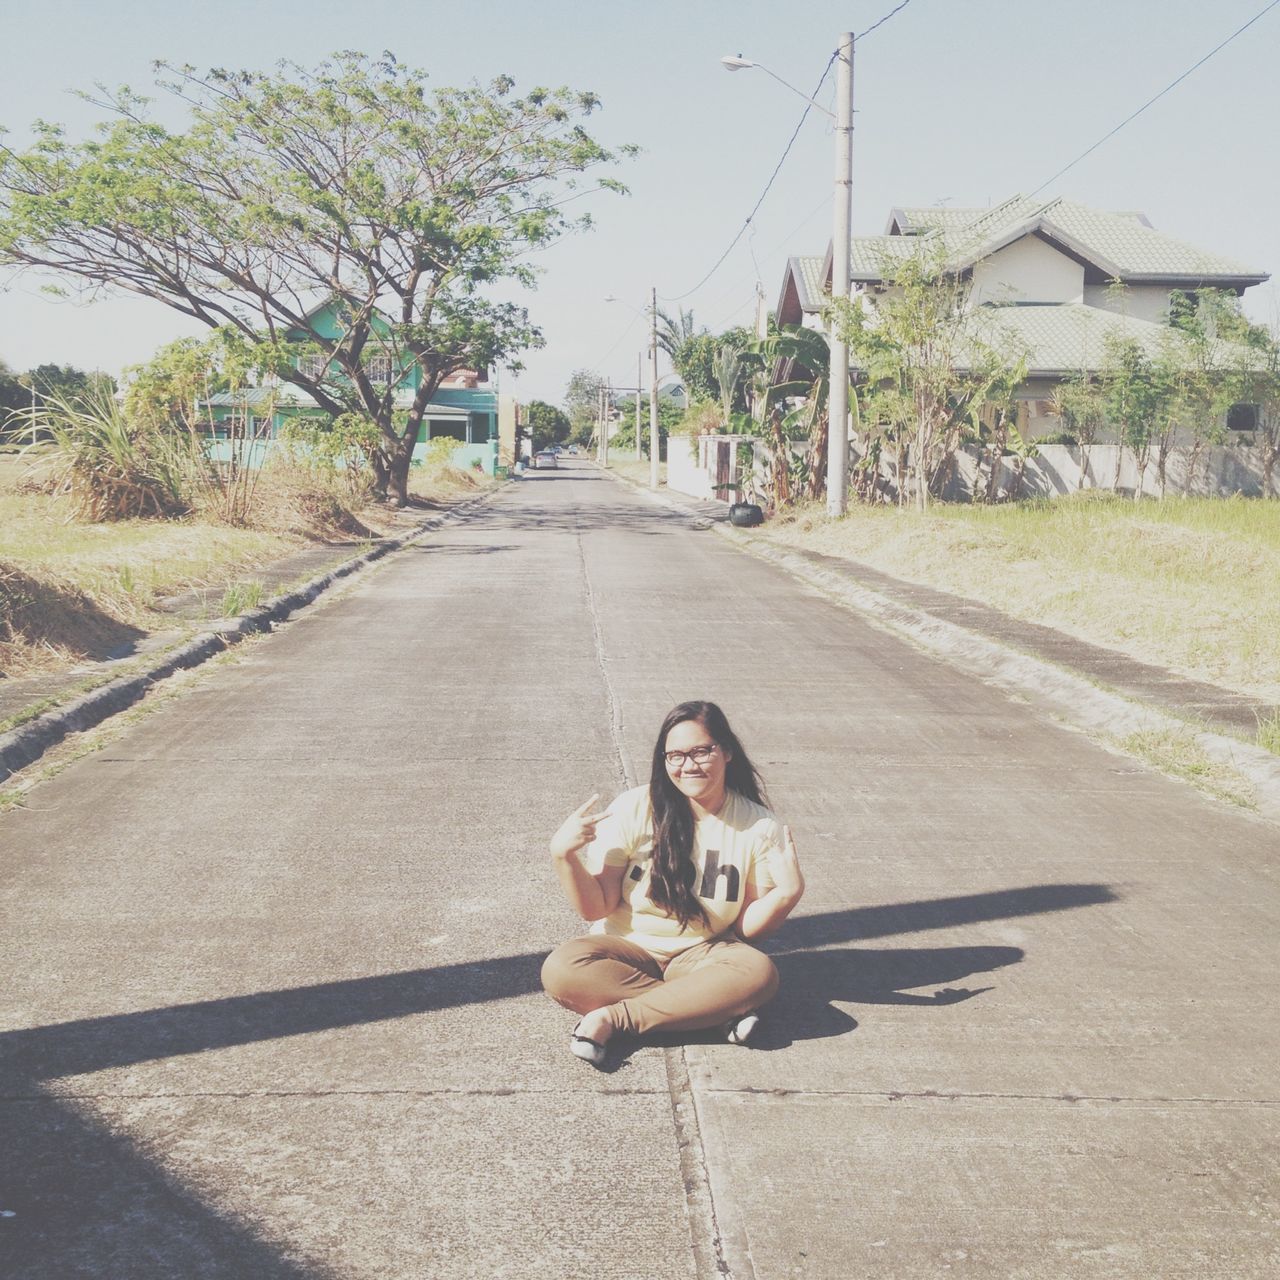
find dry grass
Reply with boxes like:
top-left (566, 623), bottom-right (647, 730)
top-left (761, 494), bottom-right (1280, 705)
top-left (407, 457), bottom-right (494, 503)
top-left (1117, 726), bottom-right (1255, 809)
top-left (0, 450), bottom-right (492, 677)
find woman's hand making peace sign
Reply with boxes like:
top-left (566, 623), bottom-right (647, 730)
top-left (550, 794), bottom-right (611, 860)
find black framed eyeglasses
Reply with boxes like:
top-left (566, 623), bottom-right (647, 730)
top-left (664, 744), bottom-right (719, 767)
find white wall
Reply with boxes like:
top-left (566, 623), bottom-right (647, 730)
top-left (1083, 283), bottom-right (1171, 325)
top-left (923, 441), bottom-right (1277, 500)
top-left (666, 435), bottom-right (714, 499)
top-left (971, 235), bottom-right (1084, 307)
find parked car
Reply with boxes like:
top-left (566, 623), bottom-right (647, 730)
top-left (533, 450), bottom-right (558, 469)
top-left (567, 445), bottom-right (579, 455)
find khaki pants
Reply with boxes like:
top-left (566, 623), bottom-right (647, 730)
top-left (541, 933), bottom-right (779, 1037)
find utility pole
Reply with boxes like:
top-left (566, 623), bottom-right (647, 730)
top-left (600, 380), bottom-right (610, 467)
top-left (649, 286), bottom-right (660, 489)
top-left (635, 351), bottom-right (643, 461)
top-left (827, 30), bottom-right (854, 518)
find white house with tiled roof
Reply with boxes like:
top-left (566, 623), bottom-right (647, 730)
top-left (769, 197), bottom-right (1274, 495)
top-left (777, 195), bottom-right (1268, 391)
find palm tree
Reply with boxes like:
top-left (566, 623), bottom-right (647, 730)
top-left (655, 307), bottom-right (699, 361)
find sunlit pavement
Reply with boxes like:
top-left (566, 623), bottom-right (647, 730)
top-left (2, 458), bottom-right (1277, 1278)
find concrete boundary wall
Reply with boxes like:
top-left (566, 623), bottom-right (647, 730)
top-left (672, 433), bottom-right (1277, 506)
top-left (666, 436), bottom-right (715, 500)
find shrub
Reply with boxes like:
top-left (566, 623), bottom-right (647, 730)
top-left (677, 400), bottom-right (724, 440)
top-left (25, 389), bottom-right (191, 520)
top-left (422, 435), bottom-right (464, 468)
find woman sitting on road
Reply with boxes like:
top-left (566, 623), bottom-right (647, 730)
top-left (542, 700), bottom-right (805, 1067)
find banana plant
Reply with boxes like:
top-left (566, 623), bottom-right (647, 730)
top-left (745, 324), bottom-right (856, 508)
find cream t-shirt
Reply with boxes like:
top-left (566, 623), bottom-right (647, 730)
top-left (582, 784), bottom-right (784, 959)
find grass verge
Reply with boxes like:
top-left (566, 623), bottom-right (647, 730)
top-left (0, 452), bottom-right (493, 678)
top-left (606, 458), bottom-right (667, 488)
top-left (759, 494), bottom-right (1280, 716)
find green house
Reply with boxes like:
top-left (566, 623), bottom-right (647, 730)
top-left (201, 298), bottom-right (502, 472)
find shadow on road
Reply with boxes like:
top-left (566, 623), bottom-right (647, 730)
top-left (3, 884), bottom-right (1116, 1084)
top-left (3, 1103), bottom-right (331, 1280)
top-left (2, 880), bottom-right (1116, 1275)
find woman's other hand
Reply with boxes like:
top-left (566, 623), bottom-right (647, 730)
top-left (550, 794), bottom-right (610, 860)
top-left (737, 825), bottom-right (805, 941)
top-left (769, 825), bottom-right (805, 901)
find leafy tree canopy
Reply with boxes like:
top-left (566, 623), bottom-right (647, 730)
top-left (524, 398), bottom-right (571, 451)
top-left (563, 367), bottom-right (604, 442)
top-left (0, 52), bottom-right (634, 502)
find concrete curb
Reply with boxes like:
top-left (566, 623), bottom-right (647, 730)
top-left (600, 467), bottom-right (1280, 826)
top-left (0, 486), bottom-right (503, 784)
top-left (726, 532), bottom-right (1280, 826)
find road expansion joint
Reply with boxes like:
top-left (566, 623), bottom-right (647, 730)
top-left (9, 1085), bottom-right (670, 1102)
top-left (575, 528), bottom-right (734, 1278)
top-left (700, 1086), bottom-right (1280, 1107)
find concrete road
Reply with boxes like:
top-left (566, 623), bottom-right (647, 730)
top-left (2, 460), bottom-right (1277, 1279)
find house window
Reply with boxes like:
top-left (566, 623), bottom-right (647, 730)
top-left (365, 355), bottom-right (393, 385)
top-left (1227, 403), bottom-right (1259, 432)
top-left (429, 419), bottom-right (467, 442)
top-left (297, 353), bottom-right (327, 380)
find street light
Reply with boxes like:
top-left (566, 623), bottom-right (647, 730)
top-left (719, 55), bottom-right (837, 119)
top-left (721, 35), bottom-right (853, 517)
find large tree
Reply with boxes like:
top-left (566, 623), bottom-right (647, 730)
top-left (0, 53), bottom-right (633, 503)
top-left (835, 241), bottom-right (1026, 510)
top-left (524, 399), bottom-right (570, 452)
top-left (563, 368), bottom-right (604, 445)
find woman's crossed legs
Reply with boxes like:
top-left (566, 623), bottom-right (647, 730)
top-left (541, 933), bottom-right (779, 1038)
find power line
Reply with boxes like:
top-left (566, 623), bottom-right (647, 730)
top-left (659, 50), bottom-right (839, 303)
top-left (857, 0), bottom-right (914, 40)
top-left (586, 308), bottom-right (644, 376)
top-left (657, 2), bottom-right (916, 306)
top-left (705, 191), bottom-right (834, 331)
top-left (1030, 0), bottom-right (1280, 196)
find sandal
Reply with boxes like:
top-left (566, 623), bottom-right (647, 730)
top-left (724, 1013), bottom-right (760, 1046)
top-left (570, 1022), bottom-right (608, 1068)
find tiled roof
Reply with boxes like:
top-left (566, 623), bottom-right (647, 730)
top-left (204, 386), bottom-right (322, 408)
top-left (796, 255), bottom-right (827, 308)
top-left (857, 196), bottom-right (1267, 284)
top-left (949, 303), bottom-right (1173, 376)
top-left (850, 236), bottom-right (918, 281)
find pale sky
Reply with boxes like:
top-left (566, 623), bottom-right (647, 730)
top-left (1, 0), bottom-right (1277, 405)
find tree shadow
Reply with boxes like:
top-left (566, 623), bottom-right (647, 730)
top-left (409, 542), bottom-right (521, 556)
top-left (2, 885), bottom-right (1116, 1086)
top-left (2, 1098), bottom-right (334, 1280)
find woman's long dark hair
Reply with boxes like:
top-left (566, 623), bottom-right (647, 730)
top-left (647, 701), bottom-right (769, 930)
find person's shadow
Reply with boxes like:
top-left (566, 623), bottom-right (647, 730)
top-left (628, 879), bottom-right (1124, 1061)
top-left (762, 943), bottom-right (1023, 1046)
top-left (640, 943), bottom-right (1023, 1055)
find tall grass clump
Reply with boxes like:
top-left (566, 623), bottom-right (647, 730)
top-left (24, 389), bottom-right (191, 521)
